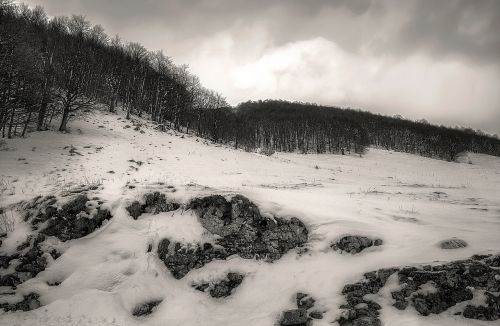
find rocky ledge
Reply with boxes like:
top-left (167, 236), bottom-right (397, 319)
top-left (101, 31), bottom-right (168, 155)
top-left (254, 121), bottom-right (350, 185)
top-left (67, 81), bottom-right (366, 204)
top-left (337, 254), bottom-right (500, 326)
top-left (193, 272), bottom-right (245, 298)
top-left (0, 193), bottom-right (112, 294)
top-left (126, 191), bottom-right (180, 219)
top-left (279, 293), bottom-right (324, 326)
top-left (331, 235), bottom-right (383, 254)
top-left (157, 194), bottom-right (308, 279)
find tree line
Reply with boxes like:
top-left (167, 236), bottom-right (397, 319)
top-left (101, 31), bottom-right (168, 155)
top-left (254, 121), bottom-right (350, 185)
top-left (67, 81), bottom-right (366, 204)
top-left (0, 1), bottom-right (226, 136)
top-left (2, 1), bottom-right (499, 161)
top-left (211, 100), bottom-right (498, 161)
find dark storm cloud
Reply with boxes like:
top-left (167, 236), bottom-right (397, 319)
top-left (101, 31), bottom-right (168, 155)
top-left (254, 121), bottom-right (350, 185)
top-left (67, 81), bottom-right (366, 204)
top-left (22, 0), bottom-right (500, 134)
top-left (23, 0), bottom-right (500, 64)
top-left (391, 0), bottom-right (500, 64)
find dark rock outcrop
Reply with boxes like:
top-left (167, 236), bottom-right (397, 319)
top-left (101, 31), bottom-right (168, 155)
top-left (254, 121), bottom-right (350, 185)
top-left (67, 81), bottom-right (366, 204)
top-left (132, 299), bottom-right (162, 317)
top-left (15, 244), bottom-right (47, 277)
top-left (331, 235), bottom-right (383, 254)
top-left (22, 194), bottom-right (112, 242)
top-left (0, 194), bottom-right (112, 290)
top-left (0, 293), bottom-right (40, 312)
top-left (335, 254), bottom-right (500, 325)
top-left (280, 308), bottom-right (309, 326)
top-left (278, 293), bottom-right (322, 325)
top-left (158, 195), bottom-right (308, 279)
top-left (439, 238), bottom-right (467, 249)
top-left (126, 201), bottom-right (143, 219)
top-left (296, 293), bottom-right (316, 310)
top-left (157, 240), bottom-right (227, 279)
top-left (126, 192), bottom-right (179, 219)
top-left (193, 272), bottom-right (245, 298)
top-left (0, 254), bottom-right (18, 269)
top-left (0, 273), bottom-right (21, 287)
top-left (463, 292), bottom-right (500, 321)
top-left (42, 196), bottom-right (111, 241)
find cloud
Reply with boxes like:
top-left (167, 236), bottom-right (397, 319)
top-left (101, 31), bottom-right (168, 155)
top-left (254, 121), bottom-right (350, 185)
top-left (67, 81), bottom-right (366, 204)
top-left (190, 36), bottom-right (500, 133)
top-left (22, 0), bottom-right (500, 134)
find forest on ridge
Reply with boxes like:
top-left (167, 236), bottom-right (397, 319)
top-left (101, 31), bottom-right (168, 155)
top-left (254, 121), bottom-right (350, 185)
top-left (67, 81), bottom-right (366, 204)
top-left (1, 0), bottom-right (499, 161)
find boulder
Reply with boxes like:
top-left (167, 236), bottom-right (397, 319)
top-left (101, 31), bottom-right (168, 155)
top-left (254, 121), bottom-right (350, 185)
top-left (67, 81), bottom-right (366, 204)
top-left (280, 308), bottom-right (309, 326)
top-left (0, 293), bottom-right (40, 312)
top-left (126, 192), bottom-right (179, 219)
top-left (158, 195), bottom-right (308, 279)
top-left (194, 272), bottom-right (245, 298)
top-left (132, 299), bottom-right (162, 317)
top-left (463, 292), bottom-right (500, 321)
top-left (335, 254), bottom-right (500, 325)
top-left (439, 238), bottom-right (467, 249)
top-left (332, 235), bottom-right (383, 254)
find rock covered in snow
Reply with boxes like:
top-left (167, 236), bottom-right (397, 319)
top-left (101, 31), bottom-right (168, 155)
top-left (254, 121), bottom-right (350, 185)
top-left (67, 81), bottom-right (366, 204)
top-left (157, 240), bottom-right (227, 279)
top-left (336, 254), bottom-right (500, 325)
top-left (126, 191), bottom-right (179, 219)
top-left (157, 195), bottom-right (308, 279)
top-left (296, 292), bottom-right (316, 310)
top-left (193, 272), bottom-right (245, 298)
top-left (132, 299), bottom-right (162, 317)
top-left (331, 235), bottom-right (383, 254)
top-left (0, 194), bottom-right (112, 289)
top-left (463, 292), bottom-right (500, 321)
top-left (279, 308), bottom-right (309, 326)
top-left (191, 194), bottom-right (308, 260)
top-left (0, 293), bottom-right (40, 312)
top-left (278, 292), bottom-right (322, 325)
top-left (23, 194), bottom-right (112, 242)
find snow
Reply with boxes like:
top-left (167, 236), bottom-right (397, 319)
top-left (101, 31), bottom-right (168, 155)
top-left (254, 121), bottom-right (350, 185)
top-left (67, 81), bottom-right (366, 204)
top-left (0, 108), bottom-right (499, 325)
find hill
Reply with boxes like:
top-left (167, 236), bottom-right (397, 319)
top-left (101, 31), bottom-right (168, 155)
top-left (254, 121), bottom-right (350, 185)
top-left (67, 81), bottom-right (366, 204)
top-left (0, 108), bottom-right (499, 325)
top-left (2, 1), bottom-right (499, 163)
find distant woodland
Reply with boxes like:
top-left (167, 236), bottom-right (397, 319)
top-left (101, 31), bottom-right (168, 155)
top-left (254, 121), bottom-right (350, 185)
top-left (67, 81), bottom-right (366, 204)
top-left (1, 1), bottom-right (499, 161)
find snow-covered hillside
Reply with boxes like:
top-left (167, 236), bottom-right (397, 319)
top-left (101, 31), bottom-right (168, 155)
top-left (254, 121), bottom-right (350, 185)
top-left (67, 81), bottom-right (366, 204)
top-left (0, 109), bottom-right (499, 326)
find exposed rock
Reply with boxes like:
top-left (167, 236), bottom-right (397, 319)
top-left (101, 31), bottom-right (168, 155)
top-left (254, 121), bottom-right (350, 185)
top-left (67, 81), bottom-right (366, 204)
top-left (339, 278), bottom-right (385, 326)
top-left (15, 244), bottom-right (47, 277)
top-left (126, 201), bottom-right (143, 219)
top-left (463, 292), bottom-right (500, 321)
top-left (194, 272), bottom-right (245, 298)
top-left (22, 194), bottom-right (112, 242)
top-left (144, 192), bottom-right (179, 214)
top-left (335, 254), bottom-right (500, 325)
top-left (0, 273), bottom-right (21, 287)
top-left (132, 299), bottom-right (162, 317)
top-left (0, 194), bottom-right (112, 291)
top-left (126, 192), bottom-right (179, 219)
top-left (439, 238), bottom-right (468, 249)
top-left (0, 254), bottom-right (18, 269)
top-left (280, 308), bottom-right (309, 326)
top-left (296, 293), bottom-right (315, 310)
top-left (391, 257), bottom-right (499, 316)
top-left (157, 239), bottom-right (227, 279)
top-left (278, 293), bottom-right (321, 325)
top-left (40, 196), bottom-right (111, 242)
top-left (158, 195), bottom-right (307, 279)
top-left (331, 235), bottom-right (383, 254)
top-left (49, 249), bottom-right (62, 260)
top-left (0, 293), bottom-right (40, 312)
top-left (309, 310), bottom-right (323, 319)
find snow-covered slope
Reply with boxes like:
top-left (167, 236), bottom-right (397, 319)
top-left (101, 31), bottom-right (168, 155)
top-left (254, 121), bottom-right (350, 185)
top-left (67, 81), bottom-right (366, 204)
top-left (0, 109), bottom-right (499, 326)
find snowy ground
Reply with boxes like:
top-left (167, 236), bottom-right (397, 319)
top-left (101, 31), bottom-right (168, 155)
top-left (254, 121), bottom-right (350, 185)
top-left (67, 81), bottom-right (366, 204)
top-left (0, 109), bottom-right (499, 326)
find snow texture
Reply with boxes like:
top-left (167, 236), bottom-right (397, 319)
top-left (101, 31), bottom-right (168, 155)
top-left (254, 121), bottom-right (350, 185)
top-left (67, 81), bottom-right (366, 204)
top-left (0, 108), bottom-right (499, 325)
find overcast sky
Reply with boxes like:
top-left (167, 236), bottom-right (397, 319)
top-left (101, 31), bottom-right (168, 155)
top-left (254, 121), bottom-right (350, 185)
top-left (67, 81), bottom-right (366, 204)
top-left (23, 0), bottom-right (500, 134)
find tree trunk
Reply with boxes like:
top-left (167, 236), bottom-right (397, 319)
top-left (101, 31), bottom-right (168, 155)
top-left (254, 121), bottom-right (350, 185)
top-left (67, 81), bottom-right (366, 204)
top-left (59, 104), bottom-right (70, 132)
top-left (22, 107), bottom-right (32, 136)
top-left (7, 107), bottom-right (15, 139)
